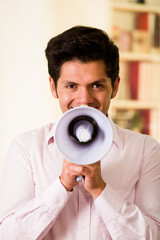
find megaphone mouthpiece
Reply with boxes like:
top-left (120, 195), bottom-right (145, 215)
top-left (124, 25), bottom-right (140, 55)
top-left (69, 116), bottom-right (98, 144)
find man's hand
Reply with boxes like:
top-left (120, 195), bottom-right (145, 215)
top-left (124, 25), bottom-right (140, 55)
top-left (60, 159), bottom-right (106, 199)
top-left (60, 159), bottom-right (80, 192)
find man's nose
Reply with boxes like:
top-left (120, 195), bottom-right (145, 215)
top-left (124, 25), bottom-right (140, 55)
top-left (77, 87), bottom-right (93, 105)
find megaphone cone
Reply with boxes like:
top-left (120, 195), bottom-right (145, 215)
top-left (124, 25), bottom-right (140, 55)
top-left (54, 105), bottom-right (113, 165)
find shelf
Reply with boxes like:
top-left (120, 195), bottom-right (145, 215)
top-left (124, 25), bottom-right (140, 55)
top-left (110, 100), bottom-right (159, 110)
top-left (120, 51), bottom-right (160, 62)
top-left (112, 2), bottom-right (160, 14)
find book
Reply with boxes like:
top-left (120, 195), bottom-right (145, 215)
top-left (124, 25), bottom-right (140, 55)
top-left (138, 62), bottom-right (152, 101)
top-left (116, 61), bottom-right (131, 100)
top-left (128, 61), bottom-right (139, 100)
top-left (132, 11), bottom-right (150, 52)
top-left (153, 14), bottom-right (160, 51)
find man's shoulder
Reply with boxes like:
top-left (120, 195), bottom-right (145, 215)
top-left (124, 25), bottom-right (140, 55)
top-left (13, 123), bottom-right (55, 147)
top-left (114, 122), bottom-right (160, 148)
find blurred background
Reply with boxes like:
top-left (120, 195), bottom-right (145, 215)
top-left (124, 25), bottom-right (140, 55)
top-left (0, 0), bottom-right (111, 174)
top-left (1, 0), bottom-right (160, 176)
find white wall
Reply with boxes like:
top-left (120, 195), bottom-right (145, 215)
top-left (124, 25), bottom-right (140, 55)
top-left (0, 0), bottom-right (111, 174)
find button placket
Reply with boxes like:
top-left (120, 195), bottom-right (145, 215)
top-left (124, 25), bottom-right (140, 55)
top-left (77, 183), bottom-right (91, 240)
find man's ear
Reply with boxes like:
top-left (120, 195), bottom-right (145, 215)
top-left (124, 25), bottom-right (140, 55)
top-left (111, 76), bottom-right (120, 99)
top-left (49, 76), bottom-right (58, 99)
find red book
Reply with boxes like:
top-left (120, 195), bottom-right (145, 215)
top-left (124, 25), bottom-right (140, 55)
top-left (140, 110), bottom-right (150, 135)
top-left (128, 62), bottom-right (139, 100)
top-left (135, 13), bottom-right (148, 30)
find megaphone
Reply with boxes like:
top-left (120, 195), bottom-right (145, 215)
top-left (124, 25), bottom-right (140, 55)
top-left (54, 105), bottom-right (113, 166)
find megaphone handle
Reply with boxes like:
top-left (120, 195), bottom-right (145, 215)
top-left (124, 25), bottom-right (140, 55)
top-left (76, 175), bottom-right (83, 183)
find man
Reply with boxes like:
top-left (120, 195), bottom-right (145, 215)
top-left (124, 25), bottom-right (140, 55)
top-left (0, 26), bottom-right (160, 239)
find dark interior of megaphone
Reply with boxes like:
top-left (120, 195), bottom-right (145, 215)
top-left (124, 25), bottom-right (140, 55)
top-left (68, 115), bottom-right (98, 144)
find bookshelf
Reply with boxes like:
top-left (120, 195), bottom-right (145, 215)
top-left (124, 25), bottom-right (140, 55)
top-left (112, 2), bottom-right (160, 14)
top-left (109, 0), bottom-right (160, 141)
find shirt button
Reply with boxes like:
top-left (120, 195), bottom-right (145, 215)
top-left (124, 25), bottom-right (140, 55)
top-left (82, 190), bottom-right (87, 195)
top-left (81, 224), bottom-right (86, 230)
top-left (48, 210), bottom-right (56, 217)
top-left (57, 200), bottom-right (64, 206)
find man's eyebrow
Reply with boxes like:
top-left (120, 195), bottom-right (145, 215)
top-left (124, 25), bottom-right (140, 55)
top-left (61, 78), bottom-right (108, 85)
top-left (61, 80), bottom-right (77, 85)
top-left (91, 79), bottom-right (108, 84)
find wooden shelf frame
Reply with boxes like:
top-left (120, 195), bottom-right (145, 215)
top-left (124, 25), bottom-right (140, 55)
top-left (120, 51), bottom-right (160, 62)
top-left (110, 99), bottom-right (159, 110)
top-left (112, 2), bottom-right (160, 14)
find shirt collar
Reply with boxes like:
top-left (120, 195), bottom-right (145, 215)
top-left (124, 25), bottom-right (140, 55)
top-left (46, 123), bottom-right (55, 145)
top-left (108, 117), bottom-right (123, 150)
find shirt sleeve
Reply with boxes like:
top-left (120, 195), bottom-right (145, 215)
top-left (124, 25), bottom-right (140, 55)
top-left (94, 139), bottom-right (160, 240)
top-left (0, 137), bottom-right (72, 240)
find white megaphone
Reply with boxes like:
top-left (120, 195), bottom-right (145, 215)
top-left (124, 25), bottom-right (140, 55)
top-left (54, 105), bottom-right (113, 174)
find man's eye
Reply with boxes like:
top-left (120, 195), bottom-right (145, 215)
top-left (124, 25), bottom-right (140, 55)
top-left (67, 84), bottom-right (76, 89)
top-left (93, 83), bottom-right (103, 89)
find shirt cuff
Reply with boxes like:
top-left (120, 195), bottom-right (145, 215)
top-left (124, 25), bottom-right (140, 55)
top-left (94, 184), bottom-right (125, 223)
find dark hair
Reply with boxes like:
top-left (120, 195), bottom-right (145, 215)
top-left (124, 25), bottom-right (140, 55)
top-left (45, 26), bottom-right (119, 88)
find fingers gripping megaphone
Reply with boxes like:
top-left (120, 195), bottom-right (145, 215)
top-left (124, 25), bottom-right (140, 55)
top-left (54, 105), bottom-right (113, 181)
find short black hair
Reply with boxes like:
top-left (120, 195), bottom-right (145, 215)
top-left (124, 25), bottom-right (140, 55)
top-left (45, 26), bottom-right (119, 88)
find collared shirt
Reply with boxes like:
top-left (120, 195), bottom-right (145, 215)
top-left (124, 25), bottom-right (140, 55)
top-left (0, 119), bottom-right (160, 240)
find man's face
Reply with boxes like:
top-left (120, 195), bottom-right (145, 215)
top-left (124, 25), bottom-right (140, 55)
top-left (50, 60), bottom-right (119, 115)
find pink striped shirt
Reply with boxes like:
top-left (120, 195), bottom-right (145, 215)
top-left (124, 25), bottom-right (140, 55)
top-left (0, 119), bottom-right (160, 239)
